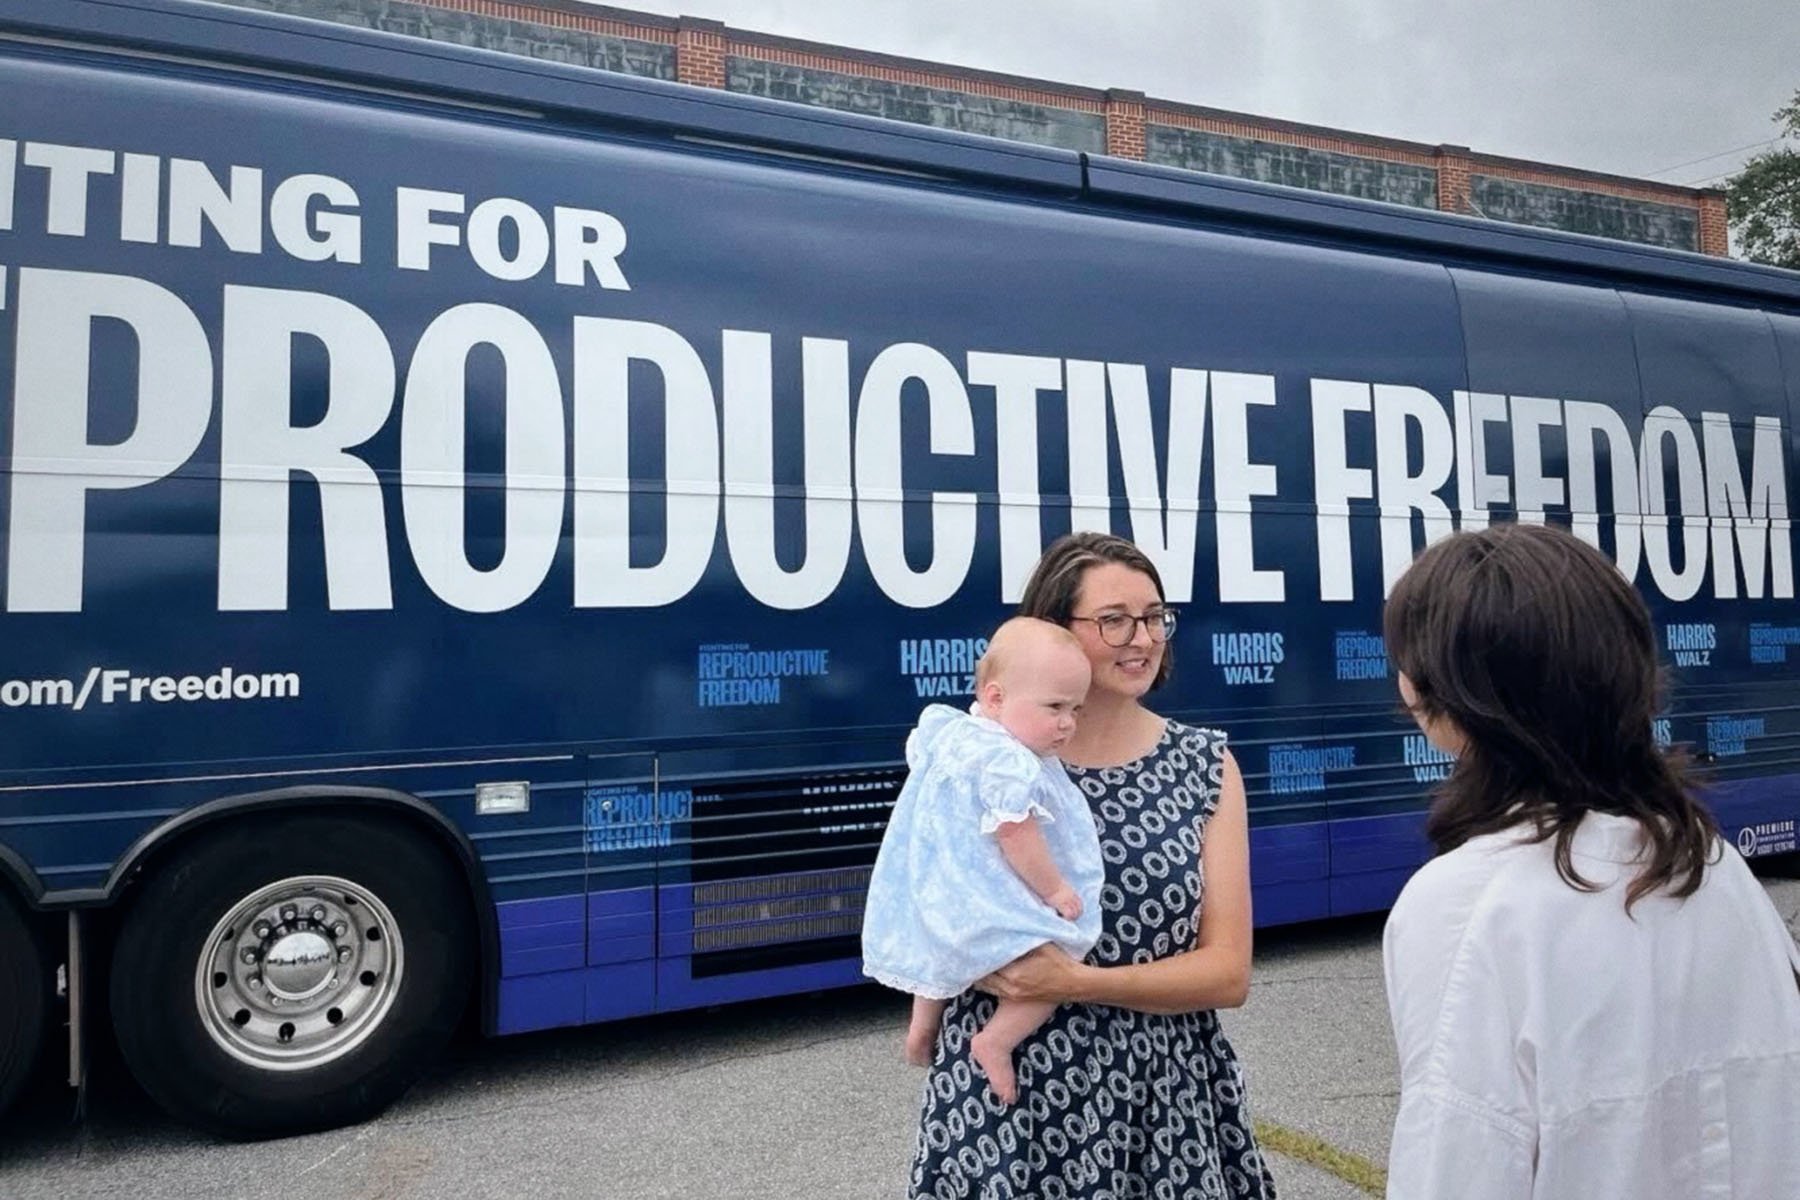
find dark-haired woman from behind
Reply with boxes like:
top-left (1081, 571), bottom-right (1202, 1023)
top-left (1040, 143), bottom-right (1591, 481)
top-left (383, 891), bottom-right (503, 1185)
top-left (1380, 522), bottom-right (1800, 1200)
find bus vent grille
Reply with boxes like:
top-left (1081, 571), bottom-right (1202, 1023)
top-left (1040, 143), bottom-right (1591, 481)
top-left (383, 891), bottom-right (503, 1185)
top-left (693, 865), bottom-right (872, 907)
top-left (692, 912), bottom-right (865, 953)
top-left (694, 891), bottom-right (862, 929)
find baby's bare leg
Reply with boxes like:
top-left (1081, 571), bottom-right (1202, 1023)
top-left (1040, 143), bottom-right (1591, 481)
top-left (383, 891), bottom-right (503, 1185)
top-left (906, 995), bottom-right (947, 1066)
top-left (969, 997), bottom-right (1057, 1104)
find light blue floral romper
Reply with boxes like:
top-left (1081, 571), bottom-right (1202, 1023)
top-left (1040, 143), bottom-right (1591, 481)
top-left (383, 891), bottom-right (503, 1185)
top-left (862, 704), bottom-right (1105, 999)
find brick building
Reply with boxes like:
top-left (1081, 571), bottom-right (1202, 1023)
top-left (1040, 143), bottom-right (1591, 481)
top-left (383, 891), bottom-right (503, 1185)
top-left (218, 0), bottom-right (1730, 256)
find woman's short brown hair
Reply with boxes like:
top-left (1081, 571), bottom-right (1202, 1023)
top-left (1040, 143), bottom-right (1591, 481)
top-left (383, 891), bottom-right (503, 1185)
top-left (1018, 532), bottom-right (1173, 690)
top-left (1383, 522), bottom-right (1717, 909)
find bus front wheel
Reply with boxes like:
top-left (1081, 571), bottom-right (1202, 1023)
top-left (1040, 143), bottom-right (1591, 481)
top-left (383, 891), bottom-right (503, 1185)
top-left (0, 889), bottom-right (48, 1119)
top-left (110, 812), bottom-right (473, 1139)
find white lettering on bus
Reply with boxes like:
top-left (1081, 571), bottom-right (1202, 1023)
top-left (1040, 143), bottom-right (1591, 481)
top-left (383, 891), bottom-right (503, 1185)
top-left (854, 342), bottom-right (976, 609)
top-left (1, 270), bottom-right (1792, 613)
top-left (401, 304), bottom-right (566, 613)
top-left (219, 285), bottom-right (395, 610)
top-left (7, 269), bottom-right (213, 612)
top-left (722, 332), bottom-right (853, 610)
top-left (967, 351), bottom-right (1060, 601)
top-left (572, 317), bottom-right (720, 607)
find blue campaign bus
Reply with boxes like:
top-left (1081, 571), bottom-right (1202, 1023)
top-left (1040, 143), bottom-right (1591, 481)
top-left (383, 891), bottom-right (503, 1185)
top-left (0, 0), bottom-right (1795, 1139)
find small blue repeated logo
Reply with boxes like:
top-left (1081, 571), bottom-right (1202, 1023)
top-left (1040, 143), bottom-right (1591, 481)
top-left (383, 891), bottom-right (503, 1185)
top-left (899, 636), bottom-right (987, 699)
top-left (1664, 623), bottom-right (1716, 668)
top-left (695, 643), bottom-right (830, 707)
top-left (1334, 631), bottom-right (1388, 682)
top-left (1749, 624), bottom-right (1800, 665)
top-left (1266, 742), bottom-right (1356, 794)
top-left (1705, 715), bottom-right (1766, 758)
top-left (584, 785), bottom-right (693, 853)
top-left (1213, 632), bottom-right (1283, 686)
top-left (1402, 734), bottom-right (1453, 783)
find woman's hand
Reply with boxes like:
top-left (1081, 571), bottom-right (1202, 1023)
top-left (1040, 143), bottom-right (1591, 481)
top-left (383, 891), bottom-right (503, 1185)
top-left (978, 945), bottom-right (1089, 1003)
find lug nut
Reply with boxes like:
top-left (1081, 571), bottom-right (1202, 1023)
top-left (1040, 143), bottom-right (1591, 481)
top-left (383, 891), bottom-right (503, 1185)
top-left (337, 947), bottom-right (352, 963)
top-left (328, 976), bottom-right (341, 990)
top-left (254, 923), bottom-right (271, 939)
top-left (240, 948), bottom-right (259, 965)
top-left (310, 907), bottom-right (327, 923)
top-left (281, 905), bottom-right (297, 922)
top-left (248, 977), bottom-right (263, 990)
top-left (332, 922), bottom-right (348, 938)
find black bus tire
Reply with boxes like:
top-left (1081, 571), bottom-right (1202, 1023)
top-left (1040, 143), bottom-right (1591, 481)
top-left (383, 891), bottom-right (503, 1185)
top-left (110, 812), bottom-right (473, 1139)
top-left (0, 889), bottom-right (48, 1119)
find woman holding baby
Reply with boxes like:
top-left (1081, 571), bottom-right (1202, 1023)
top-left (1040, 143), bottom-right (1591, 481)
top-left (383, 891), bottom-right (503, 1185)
top-left (881, 531), bottom-right (1278, 1200)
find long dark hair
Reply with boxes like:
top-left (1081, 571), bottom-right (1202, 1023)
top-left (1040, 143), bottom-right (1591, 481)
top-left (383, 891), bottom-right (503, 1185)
top-left (1018, 532), bottom-right (1172, 689)
top-left (1383, 522), bottom-right (1717, 909)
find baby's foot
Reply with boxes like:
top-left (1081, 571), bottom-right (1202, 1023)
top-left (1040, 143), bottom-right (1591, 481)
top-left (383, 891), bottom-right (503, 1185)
top-left (970, 1028), bottom-right (1018, 1104)
top-left (904, 1023), bottom-right (936, 1067)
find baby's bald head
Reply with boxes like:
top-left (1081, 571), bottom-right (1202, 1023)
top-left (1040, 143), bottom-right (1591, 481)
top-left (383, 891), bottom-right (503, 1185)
top-left (975, 618), bottom-right (1091, 755)
top-left (976, 617), bottom-right (1085, 690)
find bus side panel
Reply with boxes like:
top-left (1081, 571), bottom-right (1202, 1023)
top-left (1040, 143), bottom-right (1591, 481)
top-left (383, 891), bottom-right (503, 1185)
top-left (1728, 310), bottom-right (1800, 860)
top-left (487, 750), bottom-right (667, 1038)
top-left (1621, 294), bottom-right (1797, 852)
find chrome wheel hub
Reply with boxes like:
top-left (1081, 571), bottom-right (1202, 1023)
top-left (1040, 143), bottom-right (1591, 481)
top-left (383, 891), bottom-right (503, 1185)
top-left (263, 930), bottom-right (336, 1002)
top-left (196, 875), bottom-right (404, 1072)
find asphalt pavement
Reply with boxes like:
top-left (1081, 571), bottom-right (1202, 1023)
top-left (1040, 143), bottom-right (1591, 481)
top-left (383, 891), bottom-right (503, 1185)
top-left (1, 871), bottom-right (1794, 1200)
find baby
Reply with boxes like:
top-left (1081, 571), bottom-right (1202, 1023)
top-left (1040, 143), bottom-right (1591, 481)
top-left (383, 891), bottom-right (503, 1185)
top-left (862, 617), bottom-right (1104, 1104)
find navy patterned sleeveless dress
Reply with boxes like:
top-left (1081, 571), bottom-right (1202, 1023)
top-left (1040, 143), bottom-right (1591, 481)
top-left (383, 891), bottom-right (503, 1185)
top-left (907, 722), bottom-right (1278, 1200)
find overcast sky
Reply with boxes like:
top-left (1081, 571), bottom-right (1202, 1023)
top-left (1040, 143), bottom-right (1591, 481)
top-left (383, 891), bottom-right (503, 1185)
top-left (589, 0), bottom-right (1797, 189)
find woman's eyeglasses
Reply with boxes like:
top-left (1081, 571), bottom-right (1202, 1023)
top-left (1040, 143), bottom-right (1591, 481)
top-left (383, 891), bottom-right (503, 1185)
top-left (1069, 610), bottom-right (1178, 647)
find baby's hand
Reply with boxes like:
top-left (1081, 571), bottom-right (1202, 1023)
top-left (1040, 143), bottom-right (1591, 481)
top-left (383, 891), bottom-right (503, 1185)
top-left (1047, 886), bottom-right (1082, 921)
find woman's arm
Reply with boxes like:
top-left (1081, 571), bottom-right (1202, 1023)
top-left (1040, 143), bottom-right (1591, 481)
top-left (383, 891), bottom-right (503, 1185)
top-left (981, 749), bottom-right (1255, 1015)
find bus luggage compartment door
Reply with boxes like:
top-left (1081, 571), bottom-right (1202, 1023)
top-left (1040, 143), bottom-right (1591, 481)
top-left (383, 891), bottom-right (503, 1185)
top-left (580, 755), bottom-right (662, 1025)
